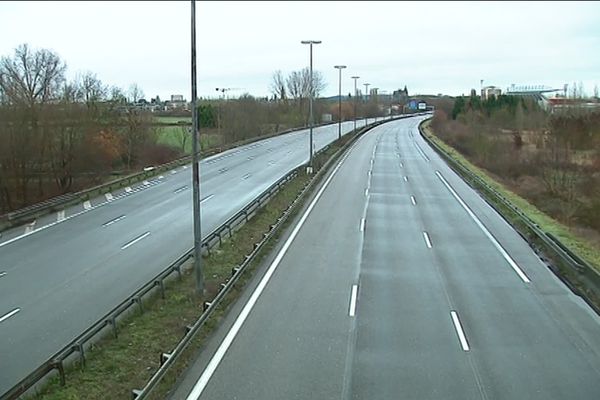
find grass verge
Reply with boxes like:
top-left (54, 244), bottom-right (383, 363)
top-left (422, 119), bottom-right (600, 273)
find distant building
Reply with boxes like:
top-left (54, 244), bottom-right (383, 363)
top-left (481, 86), bottom-right (501, 100)
top-left (171, 94), bottom-right (184, 102)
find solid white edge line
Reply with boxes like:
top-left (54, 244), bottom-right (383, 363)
top-left (121, 232), bottom-right (151, 250)
top-left (185, 143), bottom-right (354, 400)
top-left (349, 285), bottom-right (359, 317)
top-left (0, 308), bottom-right (20, 323)
top-left (423, 231), bottom-right (432, 248)
top-left (450, 311), bottom-right (470, 351)
top-left (435, 171), bottom-right (531, 283)
top-left (411, 196), bottom-right (416, 206)
top-left (360, 218), bottom-right (365, 232)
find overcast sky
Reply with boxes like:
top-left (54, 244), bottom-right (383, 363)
top-left (1, 1), bottom-right (599, 101)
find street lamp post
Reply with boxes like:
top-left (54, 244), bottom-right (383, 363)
top-left (301, 40), bottom-right (321, 171)
top-left (190, 0), bottom-right (203, 295)
top-left (372, 87), bottom-right (379, 122)
top-left (351, 76), bottom-right (359, 132)
top-left (363, 83), bottom-right (370, 125)
top-left (334, 65), bottom-right (346, 140)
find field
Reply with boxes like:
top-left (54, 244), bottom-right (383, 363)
top-left (153, 116), bottom-right (221, 154)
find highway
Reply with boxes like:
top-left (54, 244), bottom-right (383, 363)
top-left (0, 116), bottom-right (385, 394)
top-left (174, 117), bottom-right (600, 400)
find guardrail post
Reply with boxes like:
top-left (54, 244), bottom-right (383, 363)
top-left (51, 359), bottom-right (66, 386)
top-left (160, 352), bottom-right (171, 366)
top-left (109, 316), bottom-right (118, 338)
top-left (133, 296), bottom-right (144, 314)
top-left (73, 342), bottom-right (86, 369)
top-left (156, 279), bottom-right (165, 299)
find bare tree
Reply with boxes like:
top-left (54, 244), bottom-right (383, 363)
top-left (269, 70), bottom-right (286, 102)
top-left (78, 71), bottom-right (107, 107)
top-left (0, 43), bottom-right (66, 106)
top-left (128, 83), bottom-right (144, 104)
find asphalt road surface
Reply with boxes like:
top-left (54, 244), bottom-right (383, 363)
top-left (0, 116), bottom-right (391, 394)
top-left (174, 116), bottom-right (600, 400)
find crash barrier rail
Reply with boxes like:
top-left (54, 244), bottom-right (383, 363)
top-left (418, 119), bottom-right (600, 315)
top-left (0, 118), bottom-right (373, 232)
top-left (1, 116), bottom-right (399, 400)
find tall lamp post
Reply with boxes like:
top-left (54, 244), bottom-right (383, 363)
top-left (372, 87), bottom-right (379, 122)
top-left (190, 0), bottom-right (203, 295)
top-left (363, 82), bottom-right (370, 125)
top-left (334, 65), bottom-right (346, 140)
top-left (351, 76), bottom-right (359, 132)
top-left (301, 40), bottom-right (321, 171)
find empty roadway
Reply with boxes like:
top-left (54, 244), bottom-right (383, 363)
top-left (174, 116), bottom-right (600, 400)
top-left (0, 116), bottom-right (388, 394)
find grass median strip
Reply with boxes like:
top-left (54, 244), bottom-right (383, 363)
top-left (422, 119), bottom-right (600, 273)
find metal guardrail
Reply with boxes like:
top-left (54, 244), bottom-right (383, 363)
top-left (0, 116), bottom-right (400, 400)
top-left (418, 118), bottom-right (600, 315)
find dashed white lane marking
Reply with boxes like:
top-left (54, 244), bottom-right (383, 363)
top-left (411, 196), bottom-right (417, 206)
top-left (0, 308), bottom-right (20, 323)
top-left (121, 232), bottom-right (151, 250)
top-left (57, 210), bottom-right (65, 222)
top-left (0, 271), bottom-right (6, 278)
top-left (435, 171), bottom-right (531, 283)
top-left (360, 218), bottom-right (366, 232)
top-left (125, 186), bottom-right (133, 193)
top-left (103, 215), bottom-right (126, 227)
top-left (200, 194), bottom-right (214, 203)
top-left (242, 173), bottom-right (251, 180)
top-left (105, 193), bottom-right (114, 201)
top-left (423, 231), bottom-right (433, 248)
top-left (184, 145), bottom-right (353, 400)
top-left (399, 162), bottom-right (404, 168)
top-left (404, 176), bottom-right (408, 182)
top-left (174, 185), bottom-right (189, 194)
top-left (450, 311), bottom-right (470, 351)
top-left (24, 221), bottom-right (36, 234)
top-left (349, 285), bottom-right (359, 317)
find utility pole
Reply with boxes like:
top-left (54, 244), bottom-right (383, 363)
top-left (191, 0), bottom-right (204, 295)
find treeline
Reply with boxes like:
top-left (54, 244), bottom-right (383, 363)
top-left (0, 44), bottom-right (172, 213)
top-left (432, 95), bottom-right (600, 234)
